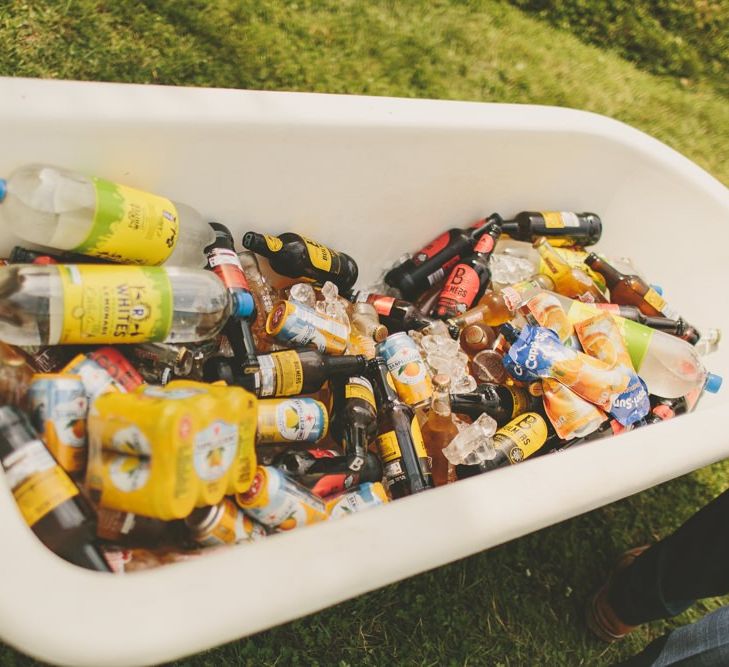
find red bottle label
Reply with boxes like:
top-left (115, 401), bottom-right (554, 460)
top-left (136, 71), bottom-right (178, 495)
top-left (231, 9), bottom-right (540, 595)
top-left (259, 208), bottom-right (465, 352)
top-left (88, 347), bottom-right (144, 392)
top-left (473, 234), bottom-right (495, 254)
top-left (307, 449), bottom-right (338, 459)
top-left (368, 294), bottom-right (396, 317)
top-left (311, 473), bottom-right (356, 498)
top-left (208, 248), bottom-right (249, 290)
top-left (412, 231), bottom-right (452, 266)
top-left (435, 264), bottom-right (481, 316)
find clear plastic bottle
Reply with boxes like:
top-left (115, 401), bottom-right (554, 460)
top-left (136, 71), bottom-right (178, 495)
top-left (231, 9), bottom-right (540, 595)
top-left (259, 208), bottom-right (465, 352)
top-left (0, 264), bottom-right (229, 346)
top-left (0, 164), bottom-right (214, 266)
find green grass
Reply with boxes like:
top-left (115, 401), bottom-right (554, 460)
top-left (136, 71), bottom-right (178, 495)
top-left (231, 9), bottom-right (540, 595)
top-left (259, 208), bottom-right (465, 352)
top-left (0, 1), bottom-right (727, 665)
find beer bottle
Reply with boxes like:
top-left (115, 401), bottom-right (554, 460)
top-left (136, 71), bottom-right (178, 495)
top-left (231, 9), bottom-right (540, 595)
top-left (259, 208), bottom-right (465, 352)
top-left (594, 304), bottom-right (700, 345)
top-left (455, 412), bottom-right (555, 479)
top-left (450, 383), bottom-right (540, 427)
top-left (533, 237), bottom-right (606, 303)
top-left (384, 214), bottom-right (503, 300)
top-left (420, 375), bottom-right (459, 486)
top-left (0, 406), bottom-right (110, 571)
top-left (501, 211), bottom-right (602, 247)
top-left (330, 376), bottom-right (378, 472)
top-left (273, 448), bottom-right (383, 497)
top-left (431, 221), bottom-right (502, 319)
top-left (242, 231), bottom-right (358, 292)
top-left (445, 275), bottom-right (554, 338)
top-left (368, 357), bottom-right (433, 498)
top-left (210, 349), bottom-right (367, 397)
top-left (237, 249), bottom-right (282, 352)
top-left (347, 291), bottom-right (435, 333)
top-left (0, 341), bottom-right (34, 407)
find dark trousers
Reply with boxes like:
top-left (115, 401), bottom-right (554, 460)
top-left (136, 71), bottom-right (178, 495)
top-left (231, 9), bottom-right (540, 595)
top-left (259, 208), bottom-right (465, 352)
top-left (609, 488), bottom-right (729, 666)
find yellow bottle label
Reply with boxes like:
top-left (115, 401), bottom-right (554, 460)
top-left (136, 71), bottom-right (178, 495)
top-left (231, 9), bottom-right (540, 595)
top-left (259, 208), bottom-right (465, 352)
top-left (494, 412), bottom-right (548, 464)
top-left (264, 235), bottom-right (283, 252)
top-left (506, 386), bottom-right (529, 417)
top-left (271, 350), bottom-right (305, 396)
top-left (301, 236), bottom-right (333, 272)
top-left (3, 440), bottom-right (79, 527)
top-left (72, 178), bottom-right (178, 265)
top-left (376, 430), bottom-right (402, 463)
top-left (541, 211), bottom-right (565, 229)
top-left (643, 288), bottom-right (666, 312)
top-left (57, 265), bottom-right (173, 344)
top-left (345, 377), bottom-right (376, 409)
top-left (410, 416), bottom-right (428, 459)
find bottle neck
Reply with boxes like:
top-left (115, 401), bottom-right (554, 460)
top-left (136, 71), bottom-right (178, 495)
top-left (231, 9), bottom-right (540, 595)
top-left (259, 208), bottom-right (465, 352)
top-left (534, 238), bottom-right (570, 275)
top-left (207, 222), bottom-right (235, 251)
top-left (369, 359), bottom-right (399, 406)
top-left (471, 222), bottom-right (502, 259)
top-left (67, 542), bottom-right (112, 572)
top-left (242, 232), bottom-right (275, 259)
top-left (431, 385), bottom-right (452, 418)
top-left (323, 354), bottom-right (367, 377)
top-left (584, 253), bottom-right (623, 288)
top-left (468, 214), bottom-right (503, 242)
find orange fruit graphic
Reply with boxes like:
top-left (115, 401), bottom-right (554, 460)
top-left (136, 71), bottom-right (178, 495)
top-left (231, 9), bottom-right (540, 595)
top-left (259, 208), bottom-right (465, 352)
top-left (401, 362), bottom-right (421, 378)
top-left (278, 517), bottom-right (297, 530)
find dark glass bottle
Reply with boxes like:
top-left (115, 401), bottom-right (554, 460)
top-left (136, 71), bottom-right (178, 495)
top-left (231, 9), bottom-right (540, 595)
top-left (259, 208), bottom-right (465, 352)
top-left (431, 221), bottom-right (502, 318)
top-left (384, 214), bottom-right (503, 300)
top-left (242, 231), bottom-right (358, 292)
top-left (8, 245), bottom-right (113, 265)
top-left (368, 357), bottom-right (432, 498)
top-left (0, 406), bottom-right (110, 571)
top-left (347, 291), bottom-right (435, 333)
top-left (330, 376), bottom-right (378, 471)
top-left (205, 222), bottom-right (255, 319)
top-left (273, 448), bottom-right (383, 498)
top-left (450, 383), bottom-right (540, 427)
top-left (501, 211), bottom-right (602, 247)
top-left (593, 304), bottom-right (700, 345)
top-left (208, 350), bottom-right (367, 397)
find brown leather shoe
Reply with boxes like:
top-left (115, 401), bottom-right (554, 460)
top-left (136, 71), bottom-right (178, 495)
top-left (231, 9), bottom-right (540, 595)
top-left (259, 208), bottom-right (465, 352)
top-left (586, 545), bottom-right (651, 642)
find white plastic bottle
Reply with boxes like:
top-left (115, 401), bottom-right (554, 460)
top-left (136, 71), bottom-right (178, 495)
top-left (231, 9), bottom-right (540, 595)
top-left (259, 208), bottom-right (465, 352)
top-left (0, 164), bottom-right (214, 266)
top-left (0, 264), bottom-right (230, 346)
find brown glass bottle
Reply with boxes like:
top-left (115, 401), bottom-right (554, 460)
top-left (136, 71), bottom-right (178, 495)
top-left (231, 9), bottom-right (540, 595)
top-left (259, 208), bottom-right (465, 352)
top-left (459, 323), bottom-right (496, 357)
top-left (501, 211), bottom-right (602, 247)
top-left (0, 406), bottom-right (110, 571)
top-left (330, 375), bottom-right (378, 471)
top-left (533, 237), bottom-right (606, 303)
top-left (450, 383), bottom-right (539, 427)
top-left (420, 375), bottom-right (458, 487)
top-left (242, 231), bottom-right (358, 292)
top-left (584, 254), bottom-right (668, 316)
top-left (347, 291), bottom-right (435, 333)
top-left (431, 221), bottom-right (502, 319)
top-left (368, 358), bottom-right (433, 498)
top-left (594, 304), bottom-right (700, 345)
top-left (384, 214), bottom-right (503, 300)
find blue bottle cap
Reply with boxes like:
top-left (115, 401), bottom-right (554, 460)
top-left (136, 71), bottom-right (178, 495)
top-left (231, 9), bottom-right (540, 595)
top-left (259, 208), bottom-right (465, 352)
top-left (0, 179), bottom-right (6, 202)
top-left (705, 373), bottom-right (723, 394)
top-left (232, 290), bottom-right (256, 319)
top-left (650, 284), bottom-right (663, 296)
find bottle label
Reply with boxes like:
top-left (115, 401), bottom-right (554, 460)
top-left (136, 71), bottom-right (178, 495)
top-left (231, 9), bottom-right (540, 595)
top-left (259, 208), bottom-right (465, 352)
top-left (3, 439), bottom-right (79, 526)
top-left (436, 264), bottom-right (481, 315)
top-left (413, 231), bottom-right (451, 266)
top-left (506, 386), bottom-right (529, 418)
top-left (366, 294), bottom-right (395, 317)
top-left (643, 288), bottom-right (667, 312)
top-left (57, 266), bottom-right (173, 344)
top-left (410, 416), bottom-right (428, 459)
top-left (258, 351), bottom-right (304, 397)
top-left (541, 211), bottom-right (579, 229)
top-left (208, 248), bottom-right (249, 290)
top-left (376, 430), bottom-right (402, 463)
top-left (193, 420), bottom-right (238, 482)
top-left (473, 234), bottom-right (495, 254)
top-left (301, 236), bottom-right (337, 272)
top-left (345, 376), bottom-right (376, 409)
top-left (257, 398), bottom-right (327, 443)
top-left (493, 413), bottom-right (548, 464)
top-left (73, 178), bottom-right (179, 265)
top-left (379, 337), bottom-right (432, 406)
top-left (264, 235), bottom-right (283, 252)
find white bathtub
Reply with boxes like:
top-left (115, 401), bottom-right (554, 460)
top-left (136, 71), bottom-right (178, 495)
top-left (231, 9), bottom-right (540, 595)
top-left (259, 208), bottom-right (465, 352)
top-left (0, 77), bottom-right (727, 667)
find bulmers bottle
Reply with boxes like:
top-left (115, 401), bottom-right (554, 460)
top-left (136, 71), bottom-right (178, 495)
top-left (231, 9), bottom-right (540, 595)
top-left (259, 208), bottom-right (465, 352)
top-left (0, 264), bottom-right (230, 346)
top-left (0, 406), bottom-right (110, 571)
top-left (242, 231), bottom-right (358, 292)
top-left (0, 164), bottom-right (214, 266)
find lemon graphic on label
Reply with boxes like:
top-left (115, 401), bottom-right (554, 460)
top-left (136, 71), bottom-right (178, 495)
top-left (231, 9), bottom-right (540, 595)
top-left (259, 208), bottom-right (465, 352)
top-left (284, 407), bottom-right (300, 429)
top-left (109, 455), bottom-right (151, 492)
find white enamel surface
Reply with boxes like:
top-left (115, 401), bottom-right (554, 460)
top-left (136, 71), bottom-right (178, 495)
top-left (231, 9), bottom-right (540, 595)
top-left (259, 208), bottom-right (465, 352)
top-left (0, 78), bottom-right (727, 667)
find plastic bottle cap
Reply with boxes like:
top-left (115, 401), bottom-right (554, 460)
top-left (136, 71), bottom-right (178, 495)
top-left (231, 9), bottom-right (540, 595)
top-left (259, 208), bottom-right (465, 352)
top-left (705, 373), bottom-right (723, 394)
top-left (232, 290), bottom-right (256, 319)
top-left (0, 179), bottom-right (6, 202)
top-left (650, 284), bottom-right (663, 296)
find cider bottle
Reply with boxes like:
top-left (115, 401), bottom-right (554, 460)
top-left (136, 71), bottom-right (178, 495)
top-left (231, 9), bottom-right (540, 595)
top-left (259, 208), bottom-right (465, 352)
top-left (420, 375), bottom-right (459, 486)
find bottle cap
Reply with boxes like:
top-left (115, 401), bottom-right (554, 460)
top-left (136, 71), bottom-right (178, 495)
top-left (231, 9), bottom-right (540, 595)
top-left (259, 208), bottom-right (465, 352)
top-left (232, 290), bottom-right (256, 319)
top-left (0, 178), bottom-right (6, 202)
top-left (705, 373), bottom-right (723, 394)
top-left (650, 284), bottom-right (663, 296)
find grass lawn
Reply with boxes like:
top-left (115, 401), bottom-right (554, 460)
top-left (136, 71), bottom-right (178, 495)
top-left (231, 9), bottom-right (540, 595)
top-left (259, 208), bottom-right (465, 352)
top-left (0, 1), bottom-right (727, 665)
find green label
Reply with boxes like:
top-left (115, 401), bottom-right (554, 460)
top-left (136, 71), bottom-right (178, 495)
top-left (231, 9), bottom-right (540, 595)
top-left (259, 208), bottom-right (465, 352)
top-left (73, 178), bottom-right (179, 265)
top-left (621, 318), bottom-right (653, 372)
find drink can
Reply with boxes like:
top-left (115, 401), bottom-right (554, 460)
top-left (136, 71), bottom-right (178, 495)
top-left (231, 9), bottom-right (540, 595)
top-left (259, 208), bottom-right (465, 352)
top-left (266, 300), bottom-right (348, 354)
top-left (186, 497), bottom-right (267, 547)
top-left (63, 353), bottom-right (125, 401)
top-left (325, 482), bottom-right (389, 519)
top-left (235, 465), bottom-right (328, 531)
top-left (257, 398), bottom-right (329, 444)
top-left (376, 332), bottom-right (432, 407)
top-left (88, 347), bottom-right (144, 392)
top-left (28, 373), bottom-right (88, 473)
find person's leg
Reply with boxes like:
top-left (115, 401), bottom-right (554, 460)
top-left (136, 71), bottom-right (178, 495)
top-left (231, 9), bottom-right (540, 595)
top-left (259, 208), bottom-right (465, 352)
top-left (609, 488), bottom-right (729, 626)
top-left (615, 604), bottom-right (729, 667)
